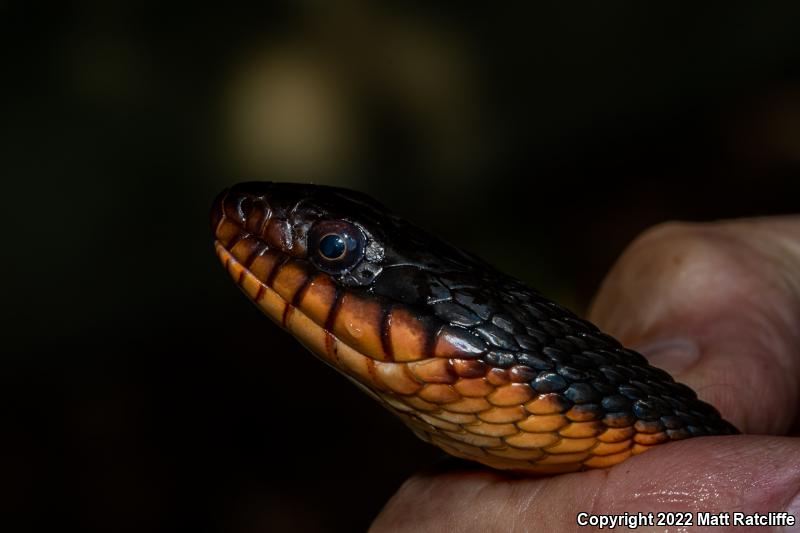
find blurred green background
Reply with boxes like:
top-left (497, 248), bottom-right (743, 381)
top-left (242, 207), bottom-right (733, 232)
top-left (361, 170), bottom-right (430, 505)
top-left (3, 2), bottom-right (800, 532)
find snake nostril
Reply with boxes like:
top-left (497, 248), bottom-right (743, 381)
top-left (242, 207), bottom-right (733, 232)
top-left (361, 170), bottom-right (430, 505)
top-left (237, 196), bottom-right (254, 222)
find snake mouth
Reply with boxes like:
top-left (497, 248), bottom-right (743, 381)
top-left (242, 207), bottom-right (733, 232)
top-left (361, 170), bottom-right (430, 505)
top-left (213, 240), bottom-right (335, 362)
top-left (212, 186), bottom-right (336, 361)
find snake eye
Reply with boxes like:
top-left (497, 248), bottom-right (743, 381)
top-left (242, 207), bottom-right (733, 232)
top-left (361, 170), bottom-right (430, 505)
top-left (318, 234), bottom-right (346, 260)
top-left (308, 220), bottom-right (365, 274)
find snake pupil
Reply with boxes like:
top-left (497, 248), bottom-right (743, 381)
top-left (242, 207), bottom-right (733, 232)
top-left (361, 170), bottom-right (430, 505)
top-left (319, 234), bottom-right (346, 260)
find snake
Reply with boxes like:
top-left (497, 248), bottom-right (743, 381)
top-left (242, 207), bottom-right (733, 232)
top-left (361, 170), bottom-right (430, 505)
top-left (211, 181), bottom-right (738, 475)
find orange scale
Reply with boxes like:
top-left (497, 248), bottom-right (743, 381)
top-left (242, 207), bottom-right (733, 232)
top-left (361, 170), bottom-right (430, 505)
top-left (418, 384), bottom-right (461, 404)
top-left (597, 426), bottom-right (636, 443)
top-left (453, 378), bottom-right (494, 397)
top-left (389, 307), bottom-right (433, 362)
top-left (478, 406), bottom-right (527, 423)
top-left (504, 431), bottom-right (559, 449)
top-left (517, 414), bottom-right (568, 433)
top-left (558, 421), bottom-right (603, 438)
top-left (535, 451), bottom-right (591, 465)
top-left (332, 292), bottom-right (388, 361)
top-left (463, 421), bottom-right (518, 437)
top-left (486, 368), bottom-right (511, 386)
top-left (297, 275), bottom-right (337, 326)
top-left (583, 450), bottom-right (632, 468)
top-left (592, 440), bottom-right (632, 456)
top-left (374, 362), bottom-right (422, 395)
top-left (407, 358), bottom-right (457, 384)
top-left (544, 437), bottom-right (596, 454)
top-left (633, 432), bottom-right (669, 446)
top-left (487, 383), bottom-right (534, 406)
top-left (271, 261), bottom-right (312, 303)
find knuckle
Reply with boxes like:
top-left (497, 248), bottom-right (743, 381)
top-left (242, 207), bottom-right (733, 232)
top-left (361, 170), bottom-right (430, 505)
top-left (624, 221), bottom-right (736, 281)
top-left (630, 220), bottom-right (718, 255)
top-left (615, 220), bottom-right (773, 311)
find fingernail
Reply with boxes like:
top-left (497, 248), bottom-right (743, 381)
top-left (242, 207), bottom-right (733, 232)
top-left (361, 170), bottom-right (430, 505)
top-left (634, 338), bottom-right (701, 375)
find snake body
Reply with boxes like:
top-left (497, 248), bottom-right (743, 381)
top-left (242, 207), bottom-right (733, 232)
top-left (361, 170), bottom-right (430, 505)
top-left (211, 182), bottom-right (737, 474)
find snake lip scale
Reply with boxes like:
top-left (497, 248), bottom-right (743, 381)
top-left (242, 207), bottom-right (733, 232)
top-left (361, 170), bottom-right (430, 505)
top-left (211, 181), bottom-right (738, 475)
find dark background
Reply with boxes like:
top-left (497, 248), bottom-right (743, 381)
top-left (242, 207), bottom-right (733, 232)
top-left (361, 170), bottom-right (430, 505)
top-left (3, 3), bottom-right (800, 532)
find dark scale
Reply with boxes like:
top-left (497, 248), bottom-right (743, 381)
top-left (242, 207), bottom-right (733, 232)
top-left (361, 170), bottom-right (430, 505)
top-left (509, 365), bottom-right (537, 382)
top-left (568, 404), bottom-right (604, 421)
top-left (563, 383), bottom-right (600, 404)
top-left (525, 327), bottom-right (552, 345)
top-left (491, 313), bottom-right (524, 334)
top-left (539, 320), bottom-right (567, 337)
top-left (604, 411), bottom-right (636, 427)
top-left (635, 420), bottom-right (665, 433)
top-left (542, 346), bottom-right (569, 364)
top-left (563, 334), bottom-right (591, 351)
top-left (602, 395), bottom-right (632, 412)
top-left (556, 365), bottom-right (590, 381)
top-left (533, 372), bottom-right (568, 393)
top-left (590, 381), bottom-right (616, 396)
top-left (433, 301), bottom-right (482, 327)
top-left (484, 350), bottom-right (517, 368)
top-left (452, 290), bottom-right (493, 320)
top-left (516, 352), bottom-right (553, 371)
top-left (514, 334), bottom-right (542, 351)
top-left (474, 323), bottom-right (519, 351)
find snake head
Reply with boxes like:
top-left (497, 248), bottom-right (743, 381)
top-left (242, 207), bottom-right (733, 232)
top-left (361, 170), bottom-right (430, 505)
top-left (211, 179), bottom-right (499, 362)
top-left (211, 181), bottom-right (737, 474)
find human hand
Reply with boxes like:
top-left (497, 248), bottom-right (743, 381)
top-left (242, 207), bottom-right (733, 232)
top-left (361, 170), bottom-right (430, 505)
top-left (371, 217), bottom-right (800, 532)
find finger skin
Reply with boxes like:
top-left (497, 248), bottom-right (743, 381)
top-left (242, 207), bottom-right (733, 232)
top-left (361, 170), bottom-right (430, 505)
top-left (588, 218), bottom-right (800, 434)
top-left (371, 437), bottom-right (800, 533)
